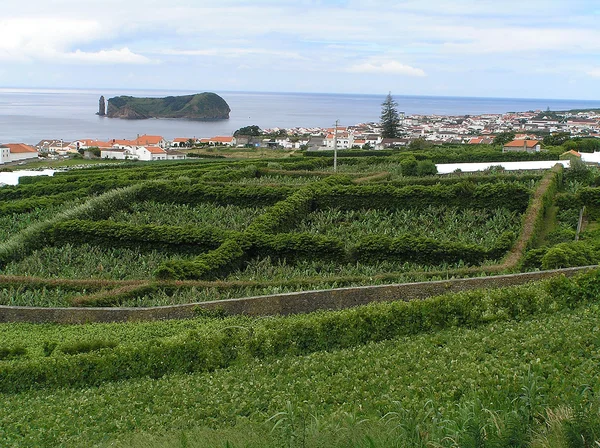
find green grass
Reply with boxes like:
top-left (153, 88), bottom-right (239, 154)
top-left (1, 302), bottom-right (600, 446)
top-left (108, 201), bottom-right (268, 230)
top-left (295, 206), bottom-right (521, 248)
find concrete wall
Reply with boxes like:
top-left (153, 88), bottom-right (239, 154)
top-left (0, 266), bottom-right (594, 324)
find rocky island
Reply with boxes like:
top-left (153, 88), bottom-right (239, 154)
top-left (101, 92), bottom-right (230, 120)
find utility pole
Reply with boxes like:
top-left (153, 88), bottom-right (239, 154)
top-left (333, 119), bottom-right (339, 172)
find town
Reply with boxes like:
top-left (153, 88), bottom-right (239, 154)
top-left (0, 108), bottom-right (599, 164)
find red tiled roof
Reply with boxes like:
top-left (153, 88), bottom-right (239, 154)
top-left (210, 136), bottom-right (233, 143)
top-left (4, 143), bottom-right (37, 154)
top-left (135, 135), bottom-right (164, 145)
top-left (504, 140), bottom-right (540, 148)
top-left (145, 146), bottom-right (166, 154)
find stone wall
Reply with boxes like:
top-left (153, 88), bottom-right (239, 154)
top-left (0, 266), bottom-right (594, 324)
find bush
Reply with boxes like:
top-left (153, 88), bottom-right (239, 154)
top-left (0, 346), bottom-right (26, 360)
top-left (59, 340), bottom-right (118, 355)
top-left (400, 156), bottom-right (418, 176)
top-left (416, 159), bottom-right (437, 176)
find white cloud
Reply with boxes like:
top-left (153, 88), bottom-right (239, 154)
top-left (588, 68), bottom-right (600, 77)
top-left (0, 18), bottom-right (149, 64)
top-left (348, 61), bottom-right (426, 77)
top-left (160, 48), bottom-right (306, 60)
top-left (62, 48), bottom-right (151, 64)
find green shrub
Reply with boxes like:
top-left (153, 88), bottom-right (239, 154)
top-left (416, 159), bottom-right (437, 176)
top-left (59, 340), bottom-right (118, 355)
top-left (400, 156), bottom-right (418, 176)
top-left (0, 346), bottom-right (26, 360)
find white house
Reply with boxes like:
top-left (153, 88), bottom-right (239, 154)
top-left (324, 132), bottom-right (352, 149)
top-left (136, 146), bottom-right (167, 161)
top-left (0, 143), bottom-right (39, 164)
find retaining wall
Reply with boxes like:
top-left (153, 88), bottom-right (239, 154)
top-left (0, 266), bottom-right (595, 324)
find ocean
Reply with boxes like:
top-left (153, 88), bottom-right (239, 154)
top-left (1, 88), bottom-right (600, 145)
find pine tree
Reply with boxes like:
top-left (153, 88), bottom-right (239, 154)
top-left (380, 92), bottom-right (400, 138)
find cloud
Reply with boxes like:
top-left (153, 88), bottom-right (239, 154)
top-left (588, 68), bottom-right (600, 78)
top-left (348, 61), bottom-right (426, 77)
top-left (0, 17), bottom-right (149, 64)
top-left (62, 48), bottom-right (151, 64)
top-left (159, 47), bottom-right (306, 60)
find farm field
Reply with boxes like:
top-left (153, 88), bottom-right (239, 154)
top-left (0, 153), bottom-right (560, 307)
top-left (1, 271), bottom-right (600, 446)
top-left (2, 149), bottom-right (600, 446)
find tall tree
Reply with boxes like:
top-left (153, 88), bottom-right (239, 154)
top-left (380, 92), bottom-right (400, 138)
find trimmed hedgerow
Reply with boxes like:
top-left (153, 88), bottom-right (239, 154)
top-left (349, 231), bottom-right (514, 266)
top-left (47, 220), bottom-right (232, 253)
top-left (0, 269), bottom-right (599, 393)
top-left (58, 340), bottom-right (118, 355)
top-left (313, 182), bottom-right (531, 212)
top-left (155, 236), bottom-right (251, 280)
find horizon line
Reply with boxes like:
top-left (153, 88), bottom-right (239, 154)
top-left (0, 86), bottom-right (599, 104)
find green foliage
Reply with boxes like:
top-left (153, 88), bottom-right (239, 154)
top-left (380, 92), bottom-right (401, 139)
top-left (107, 93), bottom-right (230, 119)
top-left (234, 125), bottom-right (262, 137)
top-left (313, 182), bottom-right (531, 212)
top-left (59, 340), bottom-right (118, 355)
top-left (350, 231), bottom-right (513, 265)
top-left (400, 156), bottom-right (418, 176)
top-left (2, 270), bottom-right (600, 395)
top-left (494, 131), bottom-right (516, 146)
top-left (541, 241), bottom-right (600, 270)
top-left (408, 138), bottom-right (433, 151)
top-left (0, 346), bottom-right (26, 360)
top-left (416, 159), bottom-right (437, 176)
top-left (543, 132), bottom-right (571, 146)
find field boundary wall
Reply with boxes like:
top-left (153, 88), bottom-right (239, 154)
top-left (0, 266), bottom-right (594, 324)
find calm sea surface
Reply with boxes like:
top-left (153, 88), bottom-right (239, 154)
top-left (1, 88), bottom-right (600, 145)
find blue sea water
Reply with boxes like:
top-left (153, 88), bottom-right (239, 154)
top-left (1, 88), bottom-right (600, 145)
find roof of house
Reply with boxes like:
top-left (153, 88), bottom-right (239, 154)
top-left (503, 139), bottom-right (540, 148)
top-left (35, 139), bottom-right (71, 147)
top-left (135, 135), bottom-right (165, 145)
top-left (561, 150), bottom-right (581, 157)
top-left (173, 137), bottom-right (192, 143)
top-left (210, 136), bottom-right (234, 143)
top-left (4, 143), bottom-right (37, 153)
top-left (144, 146), bottom-right (166, 154)
top-left (79, 139), bottom-right (113, 148)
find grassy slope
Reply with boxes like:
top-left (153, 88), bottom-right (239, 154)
top-left (1, 301), bottom-right (600, 446)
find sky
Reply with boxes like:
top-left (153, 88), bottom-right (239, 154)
top-left (1, 0), bottom-right (599, 99)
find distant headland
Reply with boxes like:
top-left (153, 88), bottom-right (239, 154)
top-left (97, 92), bottom-right (230, 120)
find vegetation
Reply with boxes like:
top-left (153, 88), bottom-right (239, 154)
top-left (106, 92), bottom-right (230, 119)
top-left (380, 92), bottom-right (401, 138)
top-left (0, 155), bottom-right (600, 445)
top-left (2, 271), bottom-right (600, 445)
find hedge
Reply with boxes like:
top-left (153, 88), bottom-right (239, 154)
top-left (155, 236), bottom-right (251, 280)
top-left (135, 182), bottom-right (295, 207)
top-left (48, 220), bottom-right (232, 253)
top-left (313, 182), bottom-right (531, 212)
top-left (1, 269), bottom-right (599, 393)
top-left (350, 231), bottom-right (514, 265)
top-left (0, 190), bottom-right (86, 215)
top-left (0, 184), bottom-right (146, 264)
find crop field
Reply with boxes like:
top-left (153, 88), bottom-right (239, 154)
top-left (2, 152), bottom-right (600, 445)
top-left (293, 206), bottom-right (522, 248)
top-left (0, 158), bottom-right (580, 305)
top-left (2, 271), bottom-right (600, 446)
top-left (0, 155), bottom-right (577, 309)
